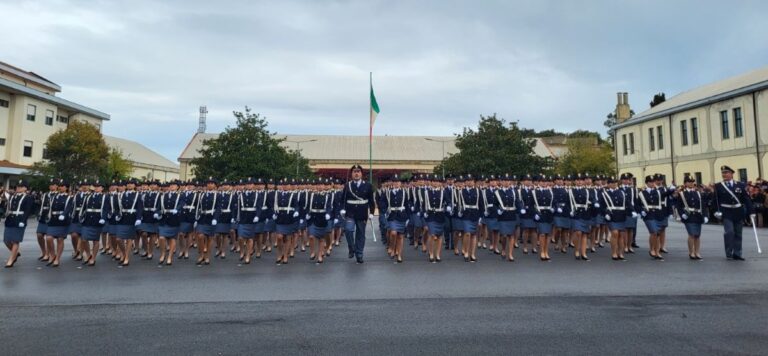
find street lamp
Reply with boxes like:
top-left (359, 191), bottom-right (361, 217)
top-left (424, 137), bottom-right (455, 178)
top-left (285, 139), bottom-right (318, 177)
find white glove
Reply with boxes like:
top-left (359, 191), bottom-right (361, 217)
top-left (704, 217), bottom-right (709, 224)
top-left (750, 213), bottom-right (757, 221)
top-left (478, 218), bottom-right (482, 224)
top-left (334, 218), bottom-right (339, 224)
top-left (484, 211), bottom-right (489, 217)
top-left (193, 221), bottom-right (198, 228)
top-left (534, 214), bottom-right (540, 221)
top-left (306, 214), bottom-right (311, 220)
top-left (605, 214), bottom-right (611, 221)
top-left (497, 209), bottom-right (503, 215)
top-left (293, 211), bottom-right (299, 218)
top-left (170, 209), bottom-right (178, 215)
top-left (153, 213), bottom-right (160, 220)
top-left (116, 215), bottom-right (121, 221)
top-left (325, 214), bottom-right (331, 220)
top-left (557, 207), bottom-right (563, 213)
top-left (458, 212), bottom-right (463, 218)
top-left (253, 216), bottom-right (259, 223)
top-left (58, 215), bottom-right (65, 221)
top-left (640, 211), bottom-right (647, 217)
top-left (406, 220), bottom-right (410, 225)
top-left (681, 213), bottom-right (688, 220)
top-left (520, 209), bottom-right (526, 215)
top-left (98, 219), bottom-right (105, 225)
top-left (211, 219), bottom-right (217, 226)
top-left (570, 212), bottom-right (575, 217)
top-left (18, 222), bottom-right (25, 228)
top-left (368, 214), bottom-right (374, 220)
top-left (423, 213), bottom-right (429, 219)
top-left (594, 203), bottom-right (600, 208)
top-left (231, 218), bottom-right (236, 224)
top-left (631, 212), bottom-right (638, 218)
top-left (446, 206), bottom-right (452, 213)
top-left (340, 209), bottom-right (346, 216)
top-left (134, 220), bottom-right (142, 226)
top-left (272, 214), bottom-right (277, 220)
top-left (714, 211), bottom-right (723, 219)
top-left (668, 184), bottom-right (676, 190)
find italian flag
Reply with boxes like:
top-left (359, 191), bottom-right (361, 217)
top-left (370, 80), bottom-right (380, 127)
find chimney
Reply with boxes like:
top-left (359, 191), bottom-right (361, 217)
top-left (198, 106), bottom-right (207, 134)
top-left (615, 92), bottom-right (631, 124)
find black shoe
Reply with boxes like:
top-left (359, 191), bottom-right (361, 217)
top-left (660, 248), bottom-right (668, 254)
top-left (580, 256), bottom-right (590, 261)
top-left (348, 252), bottom-right (354, 259)
top-left (733, 255), bottom-right (745, 261)
top-left (631, 243), bottom-right (639, 248)
top-left (689, 255), bottom-right (696, 260)
top-left (356, 256), bottom-right (364, 264)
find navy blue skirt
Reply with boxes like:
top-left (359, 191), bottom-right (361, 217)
top-left (276, 223), bottom-right (295, 235)
top-left (3, 227), bottom-right (25, 243)
top-left (102, 224), bottom-right (109, 234)
top-left (608, 221), bottom-right (625, 231)
top-left (214, 223), bottom-right (231, 234)
top-left (537, 222), bottom-right (553, 235)
top-left (411, 214), bottom-right (425, 228)
top-left (463, 219), bottom-right (478, 234)
top-left (265, 220), bottom-right (276, 233)
top-left (36, 222), bottom-right (47, 234)
top-left (658, 217), bottom-right (669, 228)
top-left (554, 216), bottom-right (571, 229)
top-left (68, 223), bottom-right (82, 234)
top-left (520, 218), bottom-right (536, 229)
top-left (452, 217), bottom-right (464, 232)
top-left (572, 219), bottom-right (591, 233)
top-left (138, 223), bottom-right (157, 234)
top-left (624, 217), bottom-right (638, 229)
top-left (485, 218), bottom-right (499, 232)
top-left (427, 221), bottom-right (444, 236)
top-left (498, 220), bottom-right (518, 236)
top-left (644, 219), bottom-right (662, 234)
top-left (684, 222), bottom-right (702, 237)
top-left (179, 222), bottom-right (194, 233)
top-left (196, 224), bottom-right (215, 236)
top-left (238, 224), bottom-right (257, 239)
top-left (46, 225), bottom-right (69, 238)
top-left (388, 220), bottom-right (406, 234)
top-left (81, 226), bottom-right (103, 241)
top-left (308, 224), bottom-right (327, 238)
top-left (115, 224), bottom-right (136, 239)
top-left (158, 225), bottom-right (179, 238)
top-left (595, 214), bottom-right (606, 225)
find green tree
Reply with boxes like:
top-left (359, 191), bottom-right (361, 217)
top-left (556, 138), bottom-right (615, 176)
top-left (650, 92), bottom-right (666, 107)
top-left (26, 120), bottom-right (112, 183)
top-left (104, 147), bottom-right (133, 182)
top-left (191, 107), bottom-right (313, 180)
top-left (434, 114), bottom-right (552, 176)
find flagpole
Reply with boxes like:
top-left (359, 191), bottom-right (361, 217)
top-left (369, 72), bottom-right (373, 183)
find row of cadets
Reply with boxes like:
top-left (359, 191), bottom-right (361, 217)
top-left (3, 180), bottom-right (34, 268)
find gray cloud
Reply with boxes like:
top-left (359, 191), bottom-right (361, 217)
top-left (2, 0), bottom-right (767, 160)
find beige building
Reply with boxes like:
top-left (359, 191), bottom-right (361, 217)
top-left (104, 135), bottom-right (180, 182)
top-left (611, 65), bottom-right (768, 185)
top-left (178, 133), bottom-right (566, 181)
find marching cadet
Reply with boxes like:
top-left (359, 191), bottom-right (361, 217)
top-left (178, 181), bottom-right (198, 260)
top-left (80, 180), bottom-right (110, 266)
top-left (158, 180), bottom-right (182, 265)
top-left (45, 179), bottom-right (74, 267)
top-left (495, 174), bottom-right (520, 262)
top-left (70, 181), bottom-right (88, 261)
top-left (424, 175), bottom-right (452, 263)
top-left (655, 174), bottom-right (675, 254)
top-left (340, 164), bottom-right (375, 264)
top-left (620, 173), bottom-right (639, 253)
top-left (236, 178), bottom-right (260, 263)
top-left (712, 165), bottom-right (755, 261)
top-left (36, 179), bottom-right (57, 263)
top-left (381, 175), bottom-right (408, 262)
top-left (593, 176), bottom-right (609, 248)
top-left (450, 177), bottom-right (465, 256)
top-left (584, 175), bottom-right (599, 253)
top-left (459, 175), bottom-right (483, 262)
top-left (375, 179), bottom-right (389, 246)
top-left (481, 175), bottom-right (501, 254)
top-left (569, 174), bottom-right (593, 261)
top-left (263, 179), bottom-right (277, 253)
top-left (195, 177), bottom-right (220, 265)
top-left (254, 178), bottom-right (271, 259)
top-left (3, 180), bottom-right (33, 268)
top-left (306, 178), bottom-right (333, 264)
top-left (443, 175), bottom-right (457, 251)
top-left (297, 180), bottom-right (310, 254)
top-left (637, 175), bottom-right (666, 261)
top-left (273, 179), bottom-right (300, 265)
top-left (214, 180), bottom-right (237, 259)
top-left (601, 177), bottom-right (633, 260)
top-left (139, 181), bottom-right (161, 260)
top-left (105, 181), bottom-right (121, 260)
top-left (552, 174), bottom-right (572, 254)
top-left (518, 174), bottom-right (537, 255)
top-left (115, 179), bottom-right (144, 266)
top-left (330, 178), bottom-right (345, 250)
top-left (533, 175), bottom-right (555, 261)
top-left (676, 175), bottom-right (710, 260)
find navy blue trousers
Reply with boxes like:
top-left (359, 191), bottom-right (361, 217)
top-left (344, 218), bottom-right (367, 258)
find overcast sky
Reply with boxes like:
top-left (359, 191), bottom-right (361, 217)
top-left (2, 0), bottom-right (768, 161)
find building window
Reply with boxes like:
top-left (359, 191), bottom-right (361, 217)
top-left (26, 104), bottom-right (36, 121)
top-left (0, 99), bottom-right (8, 108)
top-left (657, 125), bottom-right (663, 150)
top-left (648, 127), bottom-right (655, 151)
top-left (695, 172), bottom-right (702, 185)
top-left (629, 133), bottom-right (635, 154)
top-left (42, 146), bottom-right (50, 159)
top-left (23, 140), bottom-right (33, 157)
top-left (738, 168), bottom-right (748, 183)
top-left (45, 110), bottom-right (54, 126)
top-left (733, 107), bottom-right (743, 138)
top-left (691, 118), bottom-right (699, 145)
top-left (622, 134), bottom-right (628, 156)
top-left (720, 110), bottom-right (729, 139)
top-left (57, 115), bottom-right (69, 124)
top-left (0, 138), bottom-right (5, 146)
top-left (680, 120), bottom-right (688, 146)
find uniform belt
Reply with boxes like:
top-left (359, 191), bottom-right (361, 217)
top-left (721, 203), bottom-right (742, 208)
top-left (428, 208), bottom-right (444, 212)
top-left (464, 205), bottom-right (478, 209)
top-left (85, 209), bottom-right (102, 213)
top-left (573, 204), bottom-right (588, 208)
top-left (276, 208), bottom-right (294, 211)
top-left (538, 207), bottom-right (553, 211)
top-left (51, 211), bottom-right (64, 215)
top-left (9, 212), bottom-right (24, 215)
top-left (145, 208), bottom-right (156, 212)
top-left (389, 207), bottom-right (406, 211)
top-left (183, 205), bottom-right (195, 209)
top-left (221, 209), bottom-right (231, 213)
top-left (202, 209), bottom-right (215, 214)
top-left (310, 209), bottom-right (326, 213)
top-left (608, 207), bottom-right (625, 211)
top-left (502, 207), bottom-right (516, 211)
top-left (684, 208), bottom-right (702, 213)
top-left (123, 209), bottom-right (137, 213)
top-left (486, 204), bottom-right (494, 207)
top-left (75, 207), bottom-right (82, 212)
top-left (347, 200), bottom-right (368, 205)
top-left (241, 208), bottom-right (257, 211)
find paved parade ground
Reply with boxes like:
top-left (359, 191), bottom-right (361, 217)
top-left (1, 221), bottom-right (767, 355)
